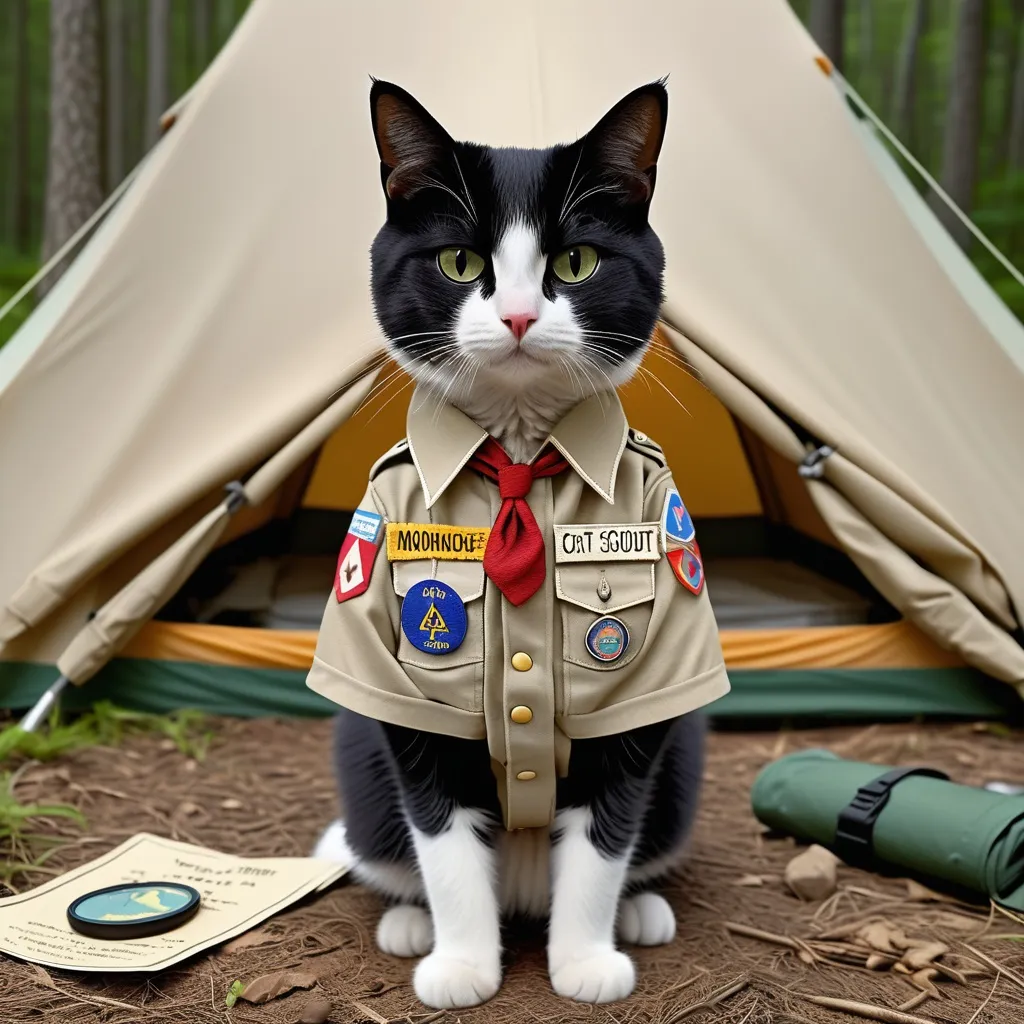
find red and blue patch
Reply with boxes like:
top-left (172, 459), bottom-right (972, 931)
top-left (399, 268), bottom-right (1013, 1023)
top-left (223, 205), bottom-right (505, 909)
top-left (667, 542), bottom-right (704, 596)
top-left (335, 508), bottom-right (383, 603)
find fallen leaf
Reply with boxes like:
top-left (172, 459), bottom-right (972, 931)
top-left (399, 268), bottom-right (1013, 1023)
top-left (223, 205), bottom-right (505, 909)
top-left (239, 970), bottom-right (317, 1005)
top-left (31, 965), bottom-right (56, 989)
top-left (735, 875), bottom-right (764, 887)
top-left (177, 800), bottom-right (202, 817)
top-left (220, 798), bottom-right (243, 810)
top-left (857, 921), bottom-right (910, 953)
top-left (903, 941), bottom-right (949, 970)
top-left (909, 967), bottom-right (941, 997)
top-left (220, 927), bottom-right (274, 955)
top-left (158, 738), bottom-right (176, 751)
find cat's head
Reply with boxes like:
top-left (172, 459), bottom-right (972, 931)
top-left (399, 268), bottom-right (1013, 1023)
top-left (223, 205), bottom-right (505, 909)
top-left (368, 80), bottom-right (667, 407)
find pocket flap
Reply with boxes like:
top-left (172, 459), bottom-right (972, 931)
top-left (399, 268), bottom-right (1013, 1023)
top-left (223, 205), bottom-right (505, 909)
top-left (555, 562), bottom-right (655, 614)
top-left (392, 559), bottom-right (486, 602)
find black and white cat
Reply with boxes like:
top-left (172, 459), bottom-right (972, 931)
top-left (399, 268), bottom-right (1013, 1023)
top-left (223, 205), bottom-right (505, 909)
top-left (314, 80), bottom-right (705, 1008)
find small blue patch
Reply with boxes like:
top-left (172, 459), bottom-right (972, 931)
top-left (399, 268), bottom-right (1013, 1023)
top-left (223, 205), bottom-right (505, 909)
top-left (348, 508), bottom-right (383, 544)
top-left (401, 579), bottom-right (467, 655)
top-left (662, 487), bottom-right (695, 545)
top-left (585, 616), bottom-right (630, 663)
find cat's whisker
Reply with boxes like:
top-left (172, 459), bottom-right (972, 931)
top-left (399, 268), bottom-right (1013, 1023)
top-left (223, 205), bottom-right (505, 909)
top-left (635, 365), bottom-right (693, 417)
top-left (421, 175), bottom-right (477, 226)
top-left (558, 149), bottom-right (586, 225)
top-left (562, 183), bottom-right (626, 221)
top-left (363, 373), bottom-right (416, 427)
top-left (451, 151), bottom-right (478, 224)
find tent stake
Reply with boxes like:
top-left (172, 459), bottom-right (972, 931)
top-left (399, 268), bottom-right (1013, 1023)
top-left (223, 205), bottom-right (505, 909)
top-left (18, 675), bottom-right (70, 732)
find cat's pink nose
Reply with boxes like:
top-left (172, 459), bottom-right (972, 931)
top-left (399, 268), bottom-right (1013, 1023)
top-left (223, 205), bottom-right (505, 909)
top-left (502, 313), bottom-right (537, 342)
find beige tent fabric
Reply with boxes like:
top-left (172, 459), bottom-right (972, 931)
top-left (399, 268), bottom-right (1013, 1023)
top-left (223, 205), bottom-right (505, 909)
top-left (666, 327), bottom-right (1024, 689)
top-left (1, 0), bottom-right (1022, 689)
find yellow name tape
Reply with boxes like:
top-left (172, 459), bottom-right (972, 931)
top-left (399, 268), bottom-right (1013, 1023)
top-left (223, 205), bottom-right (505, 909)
top-left (386, 523), bottom-right (491, 561)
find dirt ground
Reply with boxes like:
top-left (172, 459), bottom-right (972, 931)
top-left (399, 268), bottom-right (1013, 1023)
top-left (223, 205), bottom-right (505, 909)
top-left (2, 718), bottom-right (1023, 1024)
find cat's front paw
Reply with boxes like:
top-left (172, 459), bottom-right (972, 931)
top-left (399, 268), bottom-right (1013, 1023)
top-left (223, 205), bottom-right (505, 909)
top-left (414, 951), bottom-right (501, 1008)
top-left (548, 948), bottom-right (635, 1003)
top-left (618, 892), bottom-right (676, 946)
top-left (377, 904), bottom-right (433, 957)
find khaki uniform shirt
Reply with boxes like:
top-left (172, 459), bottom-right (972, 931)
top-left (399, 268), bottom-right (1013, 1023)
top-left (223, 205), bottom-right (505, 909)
top-left (307, 388), bottom-right (730, 829)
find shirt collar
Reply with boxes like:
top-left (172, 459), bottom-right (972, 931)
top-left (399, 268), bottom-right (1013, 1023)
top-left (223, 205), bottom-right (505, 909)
top-left (406, 387), bottom-right (629, 508)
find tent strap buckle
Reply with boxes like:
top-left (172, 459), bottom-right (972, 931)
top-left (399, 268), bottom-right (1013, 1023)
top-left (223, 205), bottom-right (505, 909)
top-left (224, 480), bottom-right (249, 514)
top-left (798, 444), bottom-right (836, 479)
top-left (833, 766), bottom-right (949, 868)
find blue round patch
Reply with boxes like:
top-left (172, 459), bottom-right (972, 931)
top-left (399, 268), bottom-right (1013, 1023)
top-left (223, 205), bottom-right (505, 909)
top-left (401, 579), bottom-right (467, 655)
top-left (585, 616), bottom-right (630, 663)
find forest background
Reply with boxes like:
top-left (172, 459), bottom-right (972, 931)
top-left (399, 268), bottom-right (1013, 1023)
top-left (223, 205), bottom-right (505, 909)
top-left (0, 0), bottom-right (1019, 347)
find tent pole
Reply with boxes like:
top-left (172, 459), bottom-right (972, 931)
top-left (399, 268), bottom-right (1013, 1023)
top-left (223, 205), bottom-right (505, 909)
top-left (18, 675), bottom-right (70, 732)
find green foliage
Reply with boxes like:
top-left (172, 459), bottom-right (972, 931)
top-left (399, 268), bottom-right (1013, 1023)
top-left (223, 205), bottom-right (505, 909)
top-left (0, 248), bottom-right (36, 348)
top-left (225, 980), bottom-right (245, 1008)
top-left (0, 700), bottom-right (213, 766)
top-left (0, 768), bottom-right (85, 886)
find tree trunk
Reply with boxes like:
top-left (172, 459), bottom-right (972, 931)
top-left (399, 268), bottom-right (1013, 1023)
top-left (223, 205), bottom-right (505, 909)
top-left (40, 0), bottom-right (104, 294)
top-left (11, 0), bottom-right (32, 253)
top-left (892, 0), bottom-right (928, 148)
top-left (809, 0), bottom-right (846, 73)
top-left (145, 0), bottom-right (171, 148)
top-left (929, 0), bottom-right (988, 250)
top-left (105, 0), bottom-right (125, 189)
top-left (1008, 13), bottom-right (1024, 171)
top-left (192, 0), bottom-right (213, 77)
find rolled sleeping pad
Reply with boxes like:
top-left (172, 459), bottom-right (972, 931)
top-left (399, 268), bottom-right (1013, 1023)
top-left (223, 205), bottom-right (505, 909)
top-left (750, 749), bottom-right (1024, 911)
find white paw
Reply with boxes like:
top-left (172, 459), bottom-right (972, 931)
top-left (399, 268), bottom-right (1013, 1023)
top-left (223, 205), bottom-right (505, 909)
top-left (311, 819), bottom-right (354, 863)
top-left (617, 892), bottom-right (677, 946)
top-left (414, 951), bottom-right (502, 1008)
top-left (377, 904), bottom-right (433, 958)
top-left (549, 948), bottom-right (636, 1003)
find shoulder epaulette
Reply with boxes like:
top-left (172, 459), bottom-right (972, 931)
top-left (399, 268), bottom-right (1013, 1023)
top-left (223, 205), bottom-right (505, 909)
top-left (626, 428), bottom-right (666, 468)
top-left (369, 439), bottom-right (414, 480)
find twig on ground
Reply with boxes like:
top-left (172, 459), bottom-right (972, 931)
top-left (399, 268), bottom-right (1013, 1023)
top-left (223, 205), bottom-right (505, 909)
top-left (962, 944), bottom-right (1024, 993)
top-left (896, 992), bottom-right (929, 1013)
top-left (351, 1000), bottom-right (391, 1024)
top-left (795, 994), bottom-right (937, 1024)
top-left (664, 978), bottom-right (748, 1023)
top-left (965, 975), bottom-right (999, 1024)
top-left (51, 986), bottom-right (140, 1013)
top-left (724, 922), bottom-right (799, 949)
top-left (658, 970), bottom-right (709, 998)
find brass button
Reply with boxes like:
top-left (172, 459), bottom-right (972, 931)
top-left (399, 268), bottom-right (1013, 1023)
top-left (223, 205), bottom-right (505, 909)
top-left (510, 705), bottom-right (533, 724)
top-left (511, 652), bottom-right (533, 672)
top-left (516, 770), bottom-right (537, 781)
top-left (634, 431), bottom-right (648, 442)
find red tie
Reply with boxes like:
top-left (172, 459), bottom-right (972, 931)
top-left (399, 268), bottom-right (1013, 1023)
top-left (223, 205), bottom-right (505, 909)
top-left (468, 438), bottom-right (570, 606)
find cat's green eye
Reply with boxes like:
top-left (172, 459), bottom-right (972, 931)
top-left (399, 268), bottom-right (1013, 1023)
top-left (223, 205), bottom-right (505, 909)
top-left (438, 247), bottom-right (485, 283)
top-left (552, 245), bottom-right (599, 284)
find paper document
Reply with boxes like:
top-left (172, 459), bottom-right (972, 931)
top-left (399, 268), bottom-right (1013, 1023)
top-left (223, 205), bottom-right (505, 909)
top-left (0, 833), bottom-right (349, 972)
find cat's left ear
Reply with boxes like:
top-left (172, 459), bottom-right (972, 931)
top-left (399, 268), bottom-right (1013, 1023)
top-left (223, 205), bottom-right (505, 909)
top-left (584, 81), bottom-right (668, 204)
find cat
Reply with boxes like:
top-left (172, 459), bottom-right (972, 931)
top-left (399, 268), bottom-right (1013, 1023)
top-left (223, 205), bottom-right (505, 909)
top-left (313, 79), bottom-right (707, 1009)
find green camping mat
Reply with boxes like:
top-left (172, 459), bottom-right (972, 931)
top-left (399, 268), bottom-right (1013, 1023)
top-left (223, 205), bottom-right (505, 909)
top-left (751, 749), bottom-right (1024, 912)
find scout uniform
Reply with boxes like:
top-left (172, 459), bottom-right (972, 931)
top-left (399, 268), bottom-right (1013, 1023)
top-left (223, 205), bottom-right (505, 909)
top-left (307, 388), bottom-right (730, 830)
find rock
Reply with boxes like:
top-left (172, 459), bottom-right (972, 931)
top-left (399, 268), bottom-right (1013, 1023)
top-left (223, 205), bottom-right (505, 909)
top-left (296, 996), bottom-right (332, 1023)
top-left (784, 844), bottom-right (838, 901)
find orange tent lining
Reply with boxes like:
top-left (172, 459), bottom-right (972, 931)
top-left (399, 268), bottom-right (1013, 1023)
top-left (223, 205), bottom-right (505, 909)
top-left (121, 619), bottom-right (964, 672)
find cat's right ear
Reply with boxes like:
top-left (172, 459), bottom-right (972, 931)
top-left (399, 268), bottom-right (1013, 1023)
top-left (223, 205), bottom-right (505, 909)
top-left (370, 80), bottom-right (453, 200)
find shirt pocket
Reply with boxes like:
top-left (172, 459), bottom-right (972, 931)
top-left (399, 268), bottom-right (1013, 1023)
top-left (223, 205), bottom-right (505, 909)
top-left (391, 559), bottom-right (486, 713)
top-left (555, 562), bottom-right (656, 714)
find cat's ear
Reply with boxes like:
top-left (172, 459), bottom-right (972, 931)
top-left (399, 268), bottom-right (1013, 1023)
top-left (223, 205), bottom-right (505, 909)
top-left (370, 80), bottom-right (454, 200)
top-left (584, 81), bottom-right (668, 204)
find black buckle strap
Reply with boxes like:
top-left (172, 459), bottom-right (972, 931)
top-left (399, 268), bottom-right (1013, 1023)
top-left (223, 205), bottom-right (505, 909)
top-left (833, 766), bottom-right (949, 868)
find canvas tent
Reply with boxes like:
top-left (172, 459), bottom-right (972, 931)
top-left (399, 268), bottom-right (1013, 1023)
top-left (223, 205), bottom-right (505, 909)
top-left (2, 0), bottom-right (1023, 724)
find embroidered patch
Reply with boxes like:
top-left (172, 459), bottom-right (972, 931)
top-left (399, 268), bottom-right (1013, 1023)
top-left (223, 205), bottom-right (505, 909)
top-left (335, 509), bottom-right (384, 603)
top-left (554, 523), bottom-right (660, 563)
top-left (386, 523), bottom-right (490, 562)
top-left (662, 486), bottom-right (695, 548)
top-left (400, 579), bottom-right (468, 654)
top-left (667, 542), bottom-right (704, 595)
top-left (585, 616), bottom-right (630, 662)
top-left (348, 508), bottom-right (384, 544)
